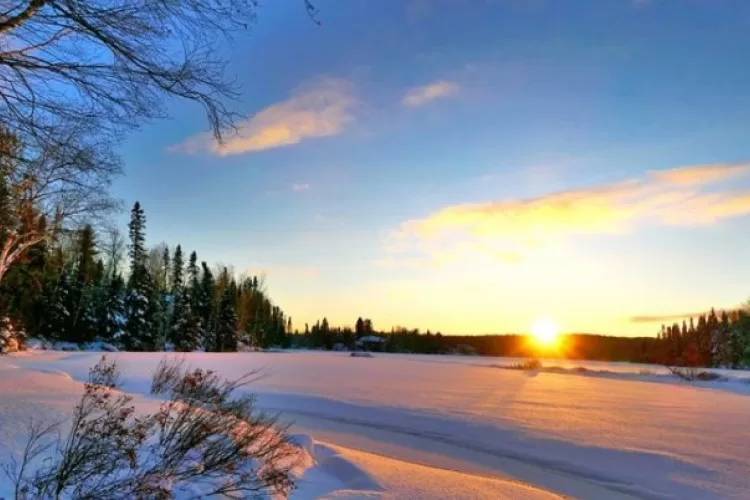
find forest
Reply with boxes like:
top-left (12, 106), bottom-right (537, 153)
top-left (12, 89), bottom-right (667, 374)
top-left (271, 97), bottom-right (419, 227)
top-left (286, 312), bottom-right (750, 368)
top-left (0, 200), bottom-right (290, 352)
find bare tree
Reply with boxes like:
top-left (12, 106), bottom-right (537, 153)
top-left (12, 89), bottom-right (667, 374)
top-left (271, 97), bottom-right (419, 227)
top-left (0, 0), bottom-right (317, 285)
top-left (0, 124), bottom-right (121, 283)
top-left (100, 224), bottom-right (125, 278)
top-left (0, 0), bottom-right (318, 146)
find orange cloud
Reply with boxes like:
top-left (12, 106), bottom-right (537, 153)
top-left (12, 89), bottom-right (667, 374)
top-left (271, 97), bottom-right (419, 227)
top-left (171, 78), bottom-right (355, 156)
top-left (648, 163), bottom-right (749, 186)
top-left (402, 80), bottom-right (459, 108)
top-left (387, 162), bottom-right (750, 266)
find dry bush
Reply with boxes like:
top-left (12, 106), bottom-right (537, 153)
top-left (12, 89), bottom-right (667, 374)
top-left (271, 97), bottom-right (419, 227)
top-left (668, 365), bottom-right (725, 382)
top-left (506, 358), bottom-right (543, 370)
top-left (4, 356), bottom-right (300, 499)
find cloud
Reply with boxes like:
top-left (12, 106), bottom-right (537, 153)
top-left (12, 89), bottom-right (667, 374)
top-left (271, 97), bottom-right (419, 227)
top-left (171, 78), bottom-right (356, 156)
top-left (402, 81), bottom-right (459, 108)
top-left (629, 312), bottom-right (706, 324)
top-left (292, 183), bottom-right (311, 192)
top-left (629, 307), bottom-right (740, 324)
top-left (649, 164), bottom-right (749, 186)
top-left (387, 163), bottom-right (750, 266)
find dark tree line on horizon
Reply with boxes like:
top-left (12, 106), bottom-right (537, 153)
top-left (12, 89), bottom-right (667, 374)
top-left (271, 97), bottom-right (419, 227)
top-left (290, 311), bottom-right (750, 368)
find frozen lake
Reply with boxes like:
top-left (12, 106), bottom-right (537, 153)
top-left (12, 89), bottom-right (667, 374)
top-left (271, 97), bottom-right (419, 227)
top-left (3, 350), bottom-right (750, 499)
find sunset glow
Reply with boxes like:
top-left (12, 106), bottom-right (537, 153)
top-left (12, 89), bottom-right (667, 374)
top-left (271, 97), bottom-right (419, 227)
top-left (530, 318), bottom-right (560, 348)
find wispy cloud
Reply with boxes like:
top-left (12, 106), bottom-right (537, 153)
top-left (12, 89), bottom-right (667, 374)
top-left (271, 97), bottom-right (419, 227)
top-left (291, 183), bottom-right (311, 192)
top-left (402, 80), bottom-right (459, 108)
top-left (170, 78), bottom-right (356, 156)
top-left (649, 164), bottom-right (748, 186)
top-left (386, 163), bottom-right (750, 266)
top-left (629, 307), bottom-right (741, 324)
top-left (629, 312), bottom-right (706, 324)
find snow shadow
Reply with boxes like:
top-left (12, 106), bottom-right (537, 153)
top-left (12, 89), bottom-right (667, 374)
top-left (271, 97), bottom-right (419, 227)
top-left (257, 392), bottom-right (721, 500)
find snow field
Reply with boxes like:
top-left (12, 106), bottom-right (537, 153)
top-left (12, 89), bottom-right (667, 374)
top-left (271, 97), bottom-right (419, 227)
top-left (3, 350), bottom-right (750, 499)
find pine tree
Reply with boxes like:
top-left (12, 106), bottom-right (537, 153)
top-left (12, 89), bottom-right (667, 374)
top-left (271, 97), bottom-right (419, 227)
top-left (122, 202), bottom-right (157, 351)
top-left (97, 273), bottom-right (126, 342)
top-left (171, 246), bottom-right (184, 292)
top-left (321, 317), bottom-right (331, 350)
top-left (69, 225), bottom-right (98, 342)
top-left (167, 247), bottom-right (201, 352)
top-left (215, 280), bottom-right (238, 352)
top-left (355, 317), bottom-right (364, 337)
top-left (176, 250), bottom-right (203, 351)
top-left (715, 310), bottom-right (733, 368)
top-left (196, 262), bottom-right (215, 350)
top-left (39, 267), bottom-right (73, 342)
top-left (187, 251), bottom-right (200, 303)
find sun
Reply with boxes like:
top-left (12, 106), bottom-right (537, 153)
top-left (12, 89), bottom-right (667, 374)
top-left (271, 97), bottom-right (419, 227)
top-left (530, 318), bottom-right (560, 347)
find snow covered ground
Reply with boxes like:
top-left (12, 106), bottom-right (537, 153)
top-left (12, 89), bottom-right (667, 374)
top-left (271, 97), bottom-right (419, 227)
top-left (2, 351), bottom-right (749, 499)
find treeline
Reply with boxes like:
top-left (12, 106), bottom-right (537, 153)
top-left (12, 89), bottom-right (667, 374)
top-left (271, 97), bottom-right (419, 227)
top-left (655, 309), bottom-right (750, 368)
top-left (293, 312), bottom-right (750, 368)
top-left (290, 320), bottom-right (663, 363)
top-left (0, 201), bottom-right (291, 352)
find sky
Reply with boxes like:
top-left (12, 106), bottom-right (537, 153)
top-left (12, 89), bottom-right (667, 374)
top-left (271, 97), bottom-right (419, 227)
top-left (113, 0), bottom-right (750, 337)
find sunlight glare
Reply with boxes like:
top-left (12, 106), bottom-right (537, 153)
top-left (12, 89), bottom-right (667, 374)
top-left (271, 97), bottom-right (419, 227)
top-left (530, 318), bottom-right (560, 347)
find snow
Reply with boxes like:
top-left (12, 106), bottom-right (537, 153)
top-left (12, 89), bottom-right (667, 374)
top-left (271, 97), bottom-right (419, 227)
top-left (2, 350), bottom-right (750, 499)
top-left (350, 352), bottom-right (374, 358)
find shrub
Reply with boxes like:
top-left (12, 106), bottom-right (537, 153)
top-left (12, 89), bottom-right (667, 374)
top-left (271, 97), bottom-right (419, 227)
top-left (4, 356), bottom-right (300, 499)
top-left (0, 317), bottom-right (24, 353)
top-left (668, 365), bottom-right (725, 382)
top-left (507, 358), bottom-right (543, 370)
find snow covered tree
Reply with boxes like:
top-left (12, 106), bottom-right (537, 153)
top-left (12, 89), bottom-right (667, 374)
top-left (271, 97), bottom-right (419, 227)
top-left (122, 202), bottom-right (157, 351)
top-left (39, 267), bottom-right (74, 341)
top-left (171, 246), bottom-right (184, 293)
top-left (96, 274), bottom-right (126, 342)
top-left (167, 245), bottom-right (199, 351)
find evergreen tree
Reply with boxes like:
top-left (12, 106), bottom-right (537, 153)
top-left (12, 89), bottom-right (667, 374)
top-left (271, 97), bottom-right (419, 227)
top-left (215, 280), bottom-right (238, 352)
top-left (197, 262), bottom-right (215, 350)
top-left (97, 273), bottom-right (126, 342)
top-left (715, 310), bottom-right (733, 367)
top-left (39, 268), bottom-right (73, 341)
top-left (69, 225), bottom-right (98, 342)
top-left (122, 202), bottom-right (157, 351)
top-left (321, 317), bottom-right (331, 349)
top-left (171, 245), bottom-right (184, 292)
top-left (355, 317), bottom-right (364, 337)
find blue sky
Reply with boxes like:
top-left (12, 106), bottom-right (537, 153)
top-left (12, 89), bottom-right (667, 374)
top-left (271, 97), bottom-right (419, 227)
top-left (114, 0), bottom-right (750, 335)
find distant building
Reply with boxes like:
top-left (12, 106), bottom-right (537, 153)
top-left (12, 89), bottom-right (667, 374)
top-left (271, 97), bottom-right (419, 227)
top-left (355, 335), bottom-right (386, 352)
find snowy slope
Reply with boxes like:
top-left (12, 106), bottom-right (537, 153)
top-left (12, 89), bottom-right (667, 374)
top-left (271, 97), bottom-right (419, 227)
top-left (5, 351), bottom-right (750, 499)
